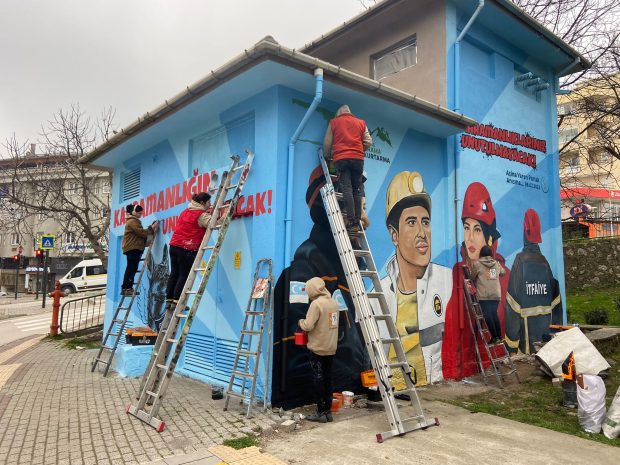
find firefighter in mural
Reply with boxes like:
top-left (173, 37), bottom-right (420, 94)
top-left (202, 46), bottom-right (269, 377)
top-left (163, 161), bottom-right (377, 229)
top-left (272, 166), bottom-right (369, 408)
top-left (378, 171), bottom-right (452, 386)
top-left (505, 208), bottom-right (562, 354)
top-left (442, 182), bottom-right (511, 380)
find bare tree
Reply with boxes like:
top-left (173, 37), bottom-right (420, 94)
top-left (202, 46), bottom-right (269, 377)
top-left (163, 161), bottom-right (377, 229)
top-left (0, 105), bottom-right (116, 267)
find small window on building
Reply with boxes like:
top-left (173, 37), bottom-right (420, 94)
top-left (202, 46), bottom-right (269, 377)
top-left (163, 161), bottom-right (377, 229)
top-left (10, 233), bottom-right (20, 245)
top-left (559, 127), bottom-right (579, 145)
top-left (102, 181), bottom-right (111, 194)
top-left (122, 168), bottom-right (140, 201)
top-left (372, 36), bottom-right (417, 81)
top-left (93, 181), bottom-right (101, 195)
top-left (0, 234), bottom-right (4, 245)
top-left (67, 182), bottom-right (79, 195)
top-left (558, 102), bottom-right (576, 116)
top-left (66, 232), bottom-right (76, 244)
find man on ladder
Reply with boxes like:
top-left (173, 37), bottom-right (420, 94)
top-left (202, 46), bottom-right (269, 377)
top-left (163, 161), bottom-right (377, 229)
top-left (323, 104), bottom-right (372, 233)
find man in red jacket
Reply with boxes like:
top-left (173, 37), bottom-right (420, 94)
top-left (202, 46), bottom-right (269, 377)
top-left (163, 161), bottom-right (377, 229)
top-left (323, 105), bottom-right (372, 233)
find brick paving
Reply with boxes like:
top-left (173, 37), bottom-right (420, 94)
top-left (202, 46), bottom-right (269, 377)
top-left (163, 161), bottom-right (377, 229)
top-left (0, 337), bottom-right (277, 465)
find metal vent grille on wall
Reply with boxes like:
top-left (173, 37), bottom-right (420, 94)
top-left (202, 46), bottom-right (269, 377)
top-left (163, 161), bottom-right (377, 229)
top-left (122, 168), bottom-right (141, 201)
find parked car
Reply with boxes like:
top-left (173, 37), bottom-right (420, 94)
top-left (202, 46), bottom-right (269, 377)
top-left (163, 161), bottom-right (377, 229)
top-left (59, 259), bottom-right (107, 295)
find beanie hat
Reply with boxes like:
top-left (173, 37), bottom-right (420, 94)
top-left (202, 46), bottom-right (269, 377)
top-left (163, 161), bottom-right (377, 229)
top-left (126, 204), bottom-right (134, 214)
top-left (524, 208), bottom-right (542, 244)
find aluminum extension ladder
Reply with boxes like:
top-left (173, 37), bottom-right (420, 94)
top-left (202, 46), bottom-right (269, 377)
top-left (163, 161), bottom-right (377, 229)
top-left (318, 151), bottom-right (438, 443)
top-left (462, 265), bottom-right (520, 387)
top-left (223, 258), bottom-right (274, 417)
top-left (127, 151), bottom-right (254, 432)
top-left (92, 244), bottom-right (153, 377)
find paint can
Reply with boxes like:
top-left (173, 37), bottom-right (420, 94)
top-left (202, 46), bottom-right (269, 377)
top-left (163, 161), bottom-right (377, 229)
top-left (333, 392), bottom-right (344, 408)
top-left (330, 398), bottom-right (340, 413)
top-left (294, 330), bottom-right (308, 346)
top-left (342, 391), bottom-right (354, 407)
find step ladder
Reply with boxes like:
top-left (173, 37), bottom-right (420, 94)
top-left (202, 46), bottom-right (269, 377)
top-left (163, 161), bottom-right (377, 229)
top-left (461, 265), bottom-right (519, 387)
top-left (127, 151), bottom-right (254, 432)
top-left (92, 244), bottom-right (153, 377)
top-left (318, 151), bottom-right (438, 443)
top-left (223, 258), bottom-right (274, 417)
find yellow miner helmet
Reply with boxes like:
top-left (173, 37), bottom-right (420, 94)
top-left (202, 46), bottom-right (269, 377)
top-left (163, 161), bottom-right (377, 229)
top-left (385, 171), bottom-right (432, 227)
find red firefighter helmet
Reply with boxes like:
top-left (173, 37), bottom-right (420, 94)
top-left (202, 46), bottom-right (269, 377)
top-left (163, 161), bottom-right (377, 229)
top-left (524, 208), bottom-right (542, 244)
top-left (461, 182), bottom-right (496, 226)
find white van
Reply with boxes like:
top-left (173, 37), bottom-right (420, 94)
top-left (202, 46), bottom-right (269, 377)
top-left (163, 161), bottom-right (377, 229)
top-left (59, 258), bottom-right (107, 295)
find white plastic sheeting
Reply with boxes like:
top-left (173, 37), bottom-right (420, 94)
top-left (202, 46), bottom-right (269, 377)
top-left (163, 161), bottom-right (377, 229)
top-left (535, 327), bottom-right (610, 377)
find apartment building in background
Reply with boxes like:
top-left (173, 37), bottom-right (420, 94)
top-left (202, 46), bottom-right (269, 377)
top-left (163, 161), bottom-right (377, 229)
top-left (558, 74), bottom-right (620, 238)
top-left (0, 145), bottom-right (111, 292)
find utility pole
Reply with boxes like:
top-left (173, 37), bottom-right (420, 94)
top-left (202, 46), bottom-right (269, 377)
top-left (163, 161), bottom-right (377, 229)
top-left (42, 250), bottom-right (49, 309)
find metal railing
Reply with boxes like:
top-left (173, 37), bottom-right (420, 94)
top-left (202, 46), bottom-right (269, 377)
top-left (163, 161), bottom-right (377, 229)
top-left (59, 292), bottom-right (106, 334)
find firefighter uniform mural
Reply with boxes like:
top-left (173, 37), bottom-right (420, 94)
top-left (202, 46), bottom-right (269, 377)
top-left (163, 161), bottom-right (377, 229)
top-left (377, 171), bottom-right (452, 386)
top-left (505, 208), bottom-right (563, 354)
top-left (442, 182), bottom-right (511, 380)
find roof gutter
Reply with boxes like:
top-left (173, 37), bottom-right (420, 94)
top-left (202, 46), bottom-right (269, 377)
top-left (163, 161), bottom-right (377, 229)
top-left (82, 39), bottom-right (475, 164)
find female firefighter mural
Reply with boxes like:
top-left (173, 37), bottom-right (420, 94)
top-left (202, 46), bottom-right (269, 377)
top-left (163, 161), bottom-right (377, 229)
top-left (442, 182), bottom-right (511, 380)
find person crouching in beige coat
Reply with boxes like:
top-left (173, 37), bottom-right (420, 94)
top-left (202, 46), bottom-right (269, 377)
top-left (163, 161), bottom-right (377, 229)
top-left (299, 277), bottom-right (340, 423)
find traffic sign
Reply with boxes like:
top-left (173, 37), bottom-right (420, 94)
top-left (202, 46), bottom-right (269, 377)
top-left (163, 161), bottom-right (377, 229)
top-left (40, 235), bottom-right (55, 250)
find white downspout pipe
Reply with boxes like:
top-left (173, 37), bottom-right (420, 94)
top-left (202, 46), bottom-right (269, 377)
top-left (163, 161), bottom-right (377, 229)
top-left (284, 68), bottom-right (324, 267)
top-left (454, 0), bottom-right (484, 262)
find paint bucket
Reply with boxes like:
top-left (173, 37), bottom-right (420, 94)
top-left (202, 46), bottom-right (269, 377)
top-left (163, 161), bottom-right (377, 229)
top-left (294, 330), bottom-right (308, 346)
top-left (331, 398), bottom-right (340, 413)
top-left (342, 391), bottom-right (354, 407)
top-left (333, 392), bottom-right (344, 408)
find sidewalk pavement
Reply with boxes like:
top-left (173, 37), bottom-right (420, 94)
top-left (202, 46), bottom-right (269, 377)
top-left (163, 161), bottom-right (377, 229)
top-left (1, 335), bottom-right (618, 465)
top-left (0, 336), bottom-right (281, 465)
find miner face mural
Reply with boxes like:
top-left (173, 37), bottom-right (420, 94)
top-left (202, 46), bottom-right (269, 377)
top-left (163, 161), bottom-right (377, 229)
top-left (389, 205), bottom-right (431, 279)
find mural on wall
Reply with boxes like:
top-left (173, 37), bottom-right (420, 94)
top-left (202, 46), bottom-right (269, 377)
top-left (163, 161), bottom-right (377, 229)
top-left (136, 242), bottom-right (170, 331)
top-left (505, 208), bottom-right (563, 354)
top-left (272, 165), bottom-right (370, 408)
top-left (376, 171), bottom-right (451, 387)
top-left (442, 182), bottom-right (511, 379)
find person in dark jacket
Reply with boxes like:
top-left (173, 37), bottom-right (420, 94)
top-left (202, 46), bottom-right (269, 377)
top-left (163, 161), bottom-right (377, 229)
top-left (121, 204), bottom-right (158, 295)
top-left (470, 245), bottom-right (505, 342)
top-left (165, 192), bottom-right (212, 302)
top-left (323, 105), bottom-right (372, 233)
top-left (505, 209), bottom-right (563, 354)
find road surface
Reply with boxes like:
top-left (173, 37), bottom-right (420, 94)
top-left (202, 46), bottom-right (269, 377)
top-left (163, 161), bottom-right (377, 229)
top-left (0, 311), bottom-right (52, 347)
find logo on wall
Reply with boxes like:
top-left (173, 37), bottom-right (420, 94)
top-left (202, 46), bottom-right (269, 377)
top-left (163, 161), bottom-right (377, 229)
top-left (433, 294), bottom-right (443, 317)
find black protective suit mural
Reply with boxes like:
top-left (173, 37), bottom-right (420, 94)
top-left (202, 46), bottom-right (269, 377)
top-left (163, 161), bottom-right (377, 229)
top-left (137, 243), bottom-right (170, 331)
top-left (272, 166), bottom-right (369, 409)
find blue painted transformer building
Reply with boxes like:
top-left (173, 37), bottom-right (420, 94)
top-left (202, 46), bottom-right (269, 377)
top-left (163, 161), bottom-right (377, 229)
top-left (84, 0), bottom-right (588, 407)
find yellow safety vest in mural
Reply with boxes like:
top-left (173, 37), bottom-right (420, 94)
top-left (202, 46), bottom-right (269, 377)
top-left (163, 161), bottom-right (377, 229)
top-left (388, 288), bottom-right (427, 389)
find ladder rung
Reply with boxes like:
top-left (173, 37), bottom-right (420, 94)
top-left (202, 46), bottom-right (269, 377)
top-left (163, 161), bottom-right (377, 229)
top-left (241, 330), bottom-right (261, 335)
top-left (237, 350), bottom-right (258, 357)
top-left (184, 291), bottom-right (198, 295)
top-left (167, 338), bottom-right (179, 343)
top-left (95, 359), bottom-right (109, 365)
top-left (102, 345), bottom-right (114, 351)
top-left (111, 319), bottom-right (126, 324)
top-left (401, 415), bottom-right (426, 423)
top-left (381, 338), bottom-right (399, 344)
top-left (225, 391), bottom-right (244, 399)
top-left (107, 332), bottom-right (120, 337)
top-left (353, 249), bottom-right (370, 257)
top-left (232, 370), bottom-right (255, 379)
top-left (175, 314), bottom-right (188, 318)
top-left (245, 311), bottom-right (264, 315)
top-left (227, 183), bottom-right (239, 190)
top-left (194, 268), bottom-right (207, 272)
top-left (359, 270), bottom-right (378, 278)
top-left (232, 165), bottom-right (244, 172)
top-left (203, 245), bottom-right (214, 250)
top-left (367, 292), bottom-right (384, 299)
top-left (373, 314), bottom-right (391, 320)
top-left (389, 362), bottom-right (408, 369)
top-left (156, 364), bottom-right (167, 370)
top-left (146, 390), bottom-right (158, 398)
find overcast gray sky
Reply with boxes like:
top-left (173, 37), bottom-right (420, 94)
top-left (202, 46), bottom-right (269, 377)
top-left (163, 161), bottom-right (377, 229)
top-left (0, 0), bottom-right (364, 148)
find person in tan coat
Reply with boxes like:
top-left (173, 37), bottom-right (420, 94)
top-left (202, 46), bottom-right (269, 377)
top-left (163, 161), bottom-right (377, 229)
top-left (299, 277), bottom-right (340, 423)
top-left (470, 245), bottom-right (505, 342)
top-left (121, 204), bottom-right (158, 295)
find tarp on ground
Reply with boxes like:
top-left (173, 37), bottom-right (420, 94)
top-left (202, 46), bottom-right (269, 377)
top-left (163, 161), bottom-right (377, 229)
top-left (535, 327), bottom-right (610, 377)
